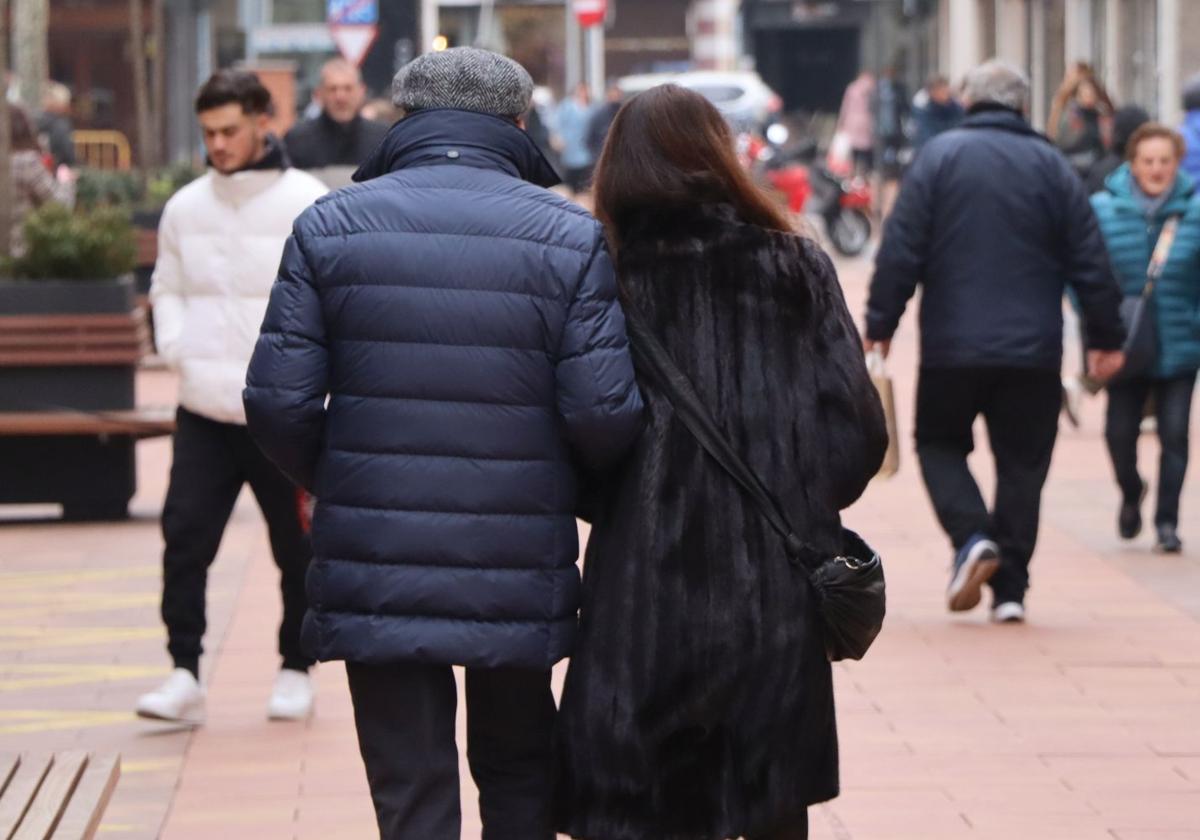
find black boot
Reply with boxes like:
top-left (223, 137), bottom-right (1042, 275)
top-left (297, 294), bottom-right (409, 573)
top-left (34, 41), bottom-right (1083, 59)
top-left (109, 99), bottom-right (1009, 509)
top-left (1118, 481), bottom-right (1147, 540)
top-left (1155, 524), bottom-right (1183, 554)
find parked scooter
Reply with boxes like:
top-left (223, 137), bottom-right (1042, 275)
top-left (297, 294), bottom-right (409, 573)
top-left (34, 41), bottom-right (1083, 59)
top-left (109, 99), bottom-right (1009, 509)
top-left (743, 126), bottom-right (874, 257)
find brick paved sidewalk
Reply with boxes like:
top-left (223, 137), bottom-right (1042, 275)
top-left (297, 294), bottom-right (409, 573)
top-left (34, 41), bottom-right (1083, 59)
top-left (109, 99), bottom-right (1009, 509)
top-left (1, 254), bottom-right (1197, 840)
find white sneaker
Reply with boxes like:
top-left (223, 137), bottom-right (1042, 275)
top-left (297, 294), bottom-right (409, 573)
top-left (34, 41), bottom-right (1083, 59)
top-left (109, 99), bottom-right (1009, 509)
top-left (267, 669), bottom-right (314, 721)
top-left (991, 602), bottom-right (1027, 624)
top-left (136, 668), bottom-right (205, 724)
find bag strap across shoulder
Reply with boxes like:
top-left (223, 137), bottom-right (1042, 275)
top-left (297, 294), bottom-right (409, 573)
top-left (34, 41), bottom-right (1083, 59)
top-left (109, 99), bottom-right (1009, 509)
top-left (1143, 215), bottom-right (1182, 295)
top-left (623, 304), bottom-right (819, 568)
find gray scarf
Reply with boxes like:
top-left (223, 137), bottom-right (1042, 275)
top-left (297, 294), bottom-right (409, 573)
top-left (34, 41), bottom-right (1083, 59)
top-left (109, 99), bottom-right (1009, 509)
top-left (1131, 178), bottom-right (1172, 220)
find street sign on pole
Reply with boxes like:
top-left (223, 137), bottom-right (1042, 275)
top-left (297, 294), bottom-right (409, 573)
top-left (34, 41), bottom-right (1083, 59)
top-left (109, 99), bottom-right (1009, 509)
top-left (573, 0), bottom-right (606, 28)
top-left (328, 0), bottom-right (379, 66)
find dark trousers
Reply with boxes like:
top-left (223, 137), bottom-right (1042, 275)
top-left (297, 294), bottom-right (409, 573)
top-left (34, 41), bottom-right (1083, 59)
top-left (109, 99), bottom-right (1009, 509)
top-left (1105, 373), bottom-right (1196, 528)
top-left (748, 812), bottom-right (809, 840)
top-left (915, 367), bottom-right (1061, 603)
top-left (345, 661), bottom-right (556, 840)
top-left (161, 407), bottom-right (313, 676)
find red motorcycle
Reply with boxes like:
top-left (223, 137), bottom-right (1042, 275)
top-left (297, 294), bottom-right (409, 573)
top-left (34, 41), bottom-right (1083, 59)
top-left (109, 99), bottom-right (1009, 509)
top-left (740, 132), bottom-right (874, 257)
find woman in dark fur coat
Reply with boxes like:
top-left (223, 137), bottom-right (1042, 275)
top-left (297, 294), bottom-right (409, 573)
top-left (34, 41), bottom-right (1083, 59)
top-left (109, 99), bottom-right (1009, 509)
top-left (554, 86), bottom-right (888, 840)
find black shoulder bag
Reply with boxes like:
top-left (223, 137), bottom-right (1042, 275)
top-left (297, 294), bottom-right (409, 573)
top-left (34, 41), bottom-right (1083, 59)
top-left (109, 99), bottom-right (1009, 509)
top-left (623, 306), bottom-right (886, 662)
top-left (1109, 215), bottom-right (1180, 386)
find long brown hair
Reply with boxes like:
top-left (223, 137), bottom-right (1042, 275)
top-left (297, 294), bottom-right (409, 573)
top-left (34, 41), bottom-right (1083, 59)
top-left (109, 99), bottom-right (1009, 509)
top-left (8, 106), bottom-right (41, 152)
top-left (592, 84), bottom-right (791, 249)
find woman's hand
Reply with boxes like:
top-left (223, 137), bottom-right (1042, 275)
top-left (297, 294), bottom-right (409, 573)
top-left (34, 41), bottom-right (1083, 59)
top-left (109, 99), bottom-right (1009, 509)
top-left (1088, 349), bottom-right (1126, 382)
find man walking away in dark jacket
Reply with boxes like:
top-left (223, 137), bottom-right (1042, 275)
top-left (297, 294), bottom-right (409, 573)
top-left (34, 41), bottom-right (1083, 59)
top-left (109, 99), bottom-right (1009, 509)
top-left (244, 47), bottom-right (643, 840)
top-left (586, 81), bottom-right (623, 159)
top-left (284, 59), bottom-right (387, 176)
top-left (864, 60), bottom-right (1125, 625)
top-left (912, 74), bottom-right (964, 151)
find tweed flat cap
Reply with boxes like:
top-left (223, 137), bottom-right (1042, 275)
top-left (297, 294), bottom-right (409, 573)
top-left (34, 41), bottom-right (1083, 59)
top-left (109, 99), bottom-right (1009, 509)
top-left (392, 47), bottom-right (534, 118)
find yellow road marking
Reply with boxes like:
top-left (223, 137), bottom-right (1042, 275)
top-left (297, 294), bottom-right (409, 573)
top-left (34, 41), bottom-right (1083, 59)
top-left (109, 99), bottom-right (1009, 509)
top-left (0, 663), bottom-right (165, 691)
top-left (120, 758), bottom-right (180, 774)
top-left (0, 626), bottom-right (163, 651)
top-left (0, 709), bottom-right (134, 734)
top-left (0, 593), bottom-right (160, 619)
top-left (0, 565), bottom-right (159, 590)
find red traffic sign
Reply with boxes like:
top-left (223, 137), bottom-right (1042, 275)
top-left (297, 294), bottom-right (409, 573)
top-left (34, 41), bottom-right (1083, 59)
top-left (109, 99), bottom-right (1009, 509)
top-left (330, 23), bottom-right (378, 66)
top-left (574, 0), bottom-right (606, 28)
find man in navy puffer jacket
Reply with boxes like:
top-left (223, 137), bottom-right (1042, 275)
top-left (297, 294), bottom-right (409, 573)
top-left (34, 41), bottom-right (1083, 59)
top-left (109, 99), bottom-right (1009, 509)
top-left (244, 48), bottom-right (643, 840)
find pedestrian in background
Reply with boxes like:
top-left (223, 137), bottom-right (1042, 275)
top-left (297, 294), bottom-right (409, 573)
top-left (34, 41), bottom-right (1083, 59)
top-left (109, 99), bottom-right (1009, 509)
top-left (6, 105), bottom-right (74, 257)
top-left (837, 69), bottom-right (876, 175)
top-left (586, 81), bottom-right (623, 161)
top-left (1049, 62), bottom-right (1115, 181)
top-left (36, 82), bottom-right (76, 169)
top-left (553, 81), bottom-right (595, 195)
top-left (284, 59), bottom-right (387, 171)
top-left (137, 70), bottom-right (327, 725)
top-left (865, 60), bottom-right (1125, 624)
top-left (244, 48), bottom-right (643, 840)
top-left (1182, 74), bottom-right (1200, 185)
top-left (555, 85), bottom-right (887, 840)
top-left (911, 74), bottom-right (964, 151)
top-left (1085, 105), bottom-right (1151, 195)
top-left (1092, 124), bottom-right (1200, 554)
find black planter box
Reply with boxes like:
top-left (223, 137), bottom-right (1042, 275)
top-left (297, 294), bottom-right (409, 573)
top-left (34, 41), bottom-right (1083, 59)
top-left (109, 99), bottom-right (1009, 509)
top-left (0, 276), bottom-right (141, 520)
top-left (0, 276), bottom-right (136, 412)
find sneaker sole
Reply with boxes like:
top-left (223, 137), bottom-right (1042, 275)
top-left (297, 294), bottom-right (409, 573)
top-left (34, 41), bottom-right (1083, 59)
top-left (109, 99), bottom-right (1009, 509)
top-left (947, 545), bottom-right (1000, 613)
top-left (136, 707), bottom-right (205, 726)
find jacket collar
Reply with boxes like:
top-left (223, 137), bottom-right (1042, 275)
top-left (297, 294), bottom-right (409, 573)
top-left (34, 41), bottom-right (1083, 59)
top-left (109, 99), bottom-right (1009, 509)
top-left (1104, 163), bottom-right (1196, 216)
top-left (208, 136), bottom-right (292, 205)
top-left (961, 105), bottom-right (1047, 140)
top-left (352, 108), bottom-right (560, 188)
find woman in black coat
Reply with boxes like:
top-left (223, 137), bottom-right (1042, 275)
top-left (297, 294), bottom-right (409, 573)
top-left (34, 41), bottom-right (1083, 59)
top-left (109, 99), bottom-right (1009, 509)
top-left (555, 85), bottom-right (888, 840)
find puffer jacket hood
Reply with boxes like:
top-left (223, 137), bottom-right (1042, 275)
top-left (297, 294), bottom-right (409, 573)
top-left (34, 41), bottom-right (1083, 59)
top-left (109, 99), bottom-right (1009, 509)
top-left (244, 108), bottom-right (643, 670)
top-left (353, 107), bottom-right (560, 187)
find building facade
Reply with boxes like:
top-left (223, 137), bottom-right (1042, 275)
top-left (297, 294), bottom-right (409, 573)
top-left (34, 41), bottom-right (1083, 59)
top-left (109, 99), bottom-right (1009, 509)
top-left (938, 0), bottom-right (1200, 130)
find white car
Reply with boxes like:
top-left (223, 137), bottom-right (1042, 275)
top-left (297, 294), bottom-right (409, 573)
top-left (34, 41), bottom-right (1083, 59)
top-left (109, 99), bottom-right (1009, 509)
top-left (617, 70), bottom-right (783, 129)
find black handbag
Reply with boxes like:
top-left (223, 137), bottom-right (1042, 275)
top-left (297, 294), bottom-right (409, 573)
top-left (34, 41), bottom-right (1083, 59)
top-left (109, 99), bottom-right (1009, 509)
top-left (1109, 216), bottom-right (1181, 386)
top-left (623, 306), bottom-right (885, 662)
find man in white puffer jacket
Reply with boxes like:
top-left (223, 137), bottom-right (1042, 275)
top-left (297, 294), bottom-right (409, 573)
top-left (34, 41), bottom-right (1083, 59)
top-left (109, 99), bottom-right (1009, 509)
top-left (137, 71), bottom-right (326, 725)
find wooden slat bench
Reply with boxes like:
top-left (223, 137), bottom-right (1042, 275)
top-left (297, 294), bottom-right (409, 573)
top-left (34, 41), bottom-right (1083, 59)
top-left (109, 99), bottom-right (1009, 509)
top-left (0, 310), bottom-right (152, 366)
top-left (0, 752), bottom-right (120, 840)
top-left (0, 408), bottom-right (176, 440)
top-left (0, 305), bottom-right (172, 519)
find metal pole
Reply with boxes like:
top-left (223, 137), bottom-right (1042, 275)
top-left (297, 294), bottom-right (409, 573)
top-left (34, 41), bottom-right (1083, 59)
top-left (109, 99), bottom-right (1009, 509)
top-left (585, 21), bottom-right (604, 101)
top-left (0, 0), bottom-right (14, 261)
top-left (565, 2), bottom-right (581, 94)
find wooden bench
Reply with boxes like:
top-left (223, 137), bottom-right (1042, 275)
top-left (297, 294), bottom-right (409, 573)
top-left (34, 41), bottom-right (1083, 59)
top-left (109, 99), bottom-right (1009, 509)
top-left (0, 311), bottom-right (152, 367)
top-left (0, 408), bottom-right (176, 440)
top-left (0, 307), bottom-right (172, 519)
top-left (0, 752), bottom-right (120, 840)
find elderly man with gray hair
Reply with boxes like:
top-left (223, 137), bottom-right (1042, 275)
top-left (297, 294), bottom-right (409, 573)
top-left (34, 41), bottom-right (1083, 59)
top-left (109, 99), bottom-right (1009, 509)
top-left (864, 60), bottom-right (1125, 625)
top-left (243, 47), bottom-right (642, 839)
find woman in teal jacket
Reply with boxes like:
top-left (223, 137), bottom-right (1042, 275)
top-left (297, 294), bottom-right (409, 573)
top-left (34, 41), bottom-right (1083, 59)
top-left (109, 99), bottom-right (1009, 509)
top-left (1092, 124), bottom-right (1200, 553)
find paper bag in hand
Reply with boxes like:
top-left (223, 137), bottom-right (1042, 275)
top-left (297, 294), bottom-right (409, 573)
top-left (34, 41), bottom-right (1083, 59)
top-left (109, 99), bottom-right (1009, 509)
top-left (867, 349), bottom-right (900, 478)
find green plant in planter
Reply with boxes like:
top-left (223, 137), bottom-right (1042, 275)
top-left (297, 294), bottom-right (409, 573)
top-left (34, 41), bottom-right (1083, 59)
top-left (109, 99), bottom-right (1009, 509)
top-left (75, 165), bottom-right (201, 214)
top-left (74, 169), bottom-right (144, 211)
top-left (4, 204), bottom-right (137, 281)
